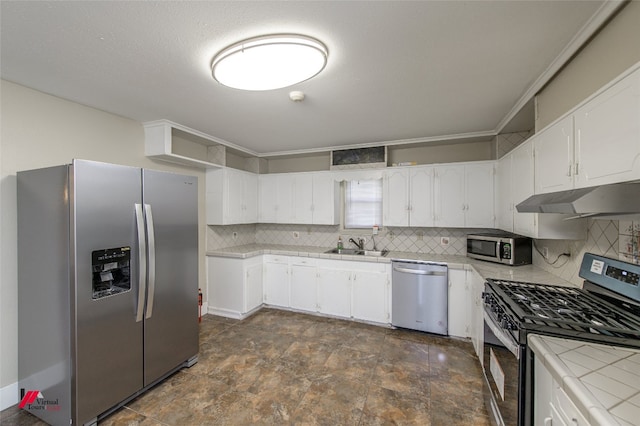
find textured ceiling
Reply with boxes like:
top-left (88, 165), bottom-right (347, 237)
top-left (0, 1), bottom-right (613, 155)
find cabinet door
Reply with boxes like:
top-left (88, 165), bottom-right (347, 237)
top-left (383, 169), bottom-right (409, 226)
top-left (534, 116), bottom-right (574, 194)
top-left (434, 165), bottom-right (465, 227)
top-left (469, 270), bottom-right (485, 363)
top-left (259, 174), bottom-right (279, 223)
top-left (465, 163), bottom-right (495, 228)
top-left (292, 174), bottom-right (313, 224)
top-left (317, 268), bottom-right (351, 318)
top-left (226, 169), bottom-right (245, 223)
top-left (511, 140), bottom-right (537, 236)
top-left (244, 262), bottom-right (263, 313)
top-left (276, 174), bottom-right (294, 224)
top-left (264, 261), bottom-right (290, 307)
top-left (243, 172), bottom-right (258, 223)
top-left (312, 174), bottom-right (339, 225)
top-left (448, 269), bottom-right (469, 338)
top-left (534, 357), bottom-right (554, 426)
top-left (496, 154), bottom-right (513, 232)
top-left (409, 167), bottom-right (434, 227)
top-left (575, 69), bottom-right (640, 188)
top-left (352, 270), bottom-right (389, 323)
top-left (290, 263), bottom-right (318, 312)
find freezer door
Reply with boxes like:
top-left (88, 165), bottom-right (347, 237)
top-left (72, 160), bottom-right (144, 423)
top-left (142, 169), bottom-right (199, 385)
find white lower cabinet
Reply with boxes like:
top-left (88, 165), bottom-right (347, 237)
top-left (245, 262), bottom-right (264, 313)
top-left (317, 267), bottom-right (352, 318)
top-left (263, 255), bottom-right (290, 308)
top-left (448, 268), bottom-right (470, 338)
top-left (207, 255), bottom-right (263, 319)
top-left (208, 255), bottom-right (392, 325)
top-left (351, 266), bottom-right (391, 323)
top-left (534, 357), bottom-right (590, 426)
top-left (469, 269), bottom-right (485, 363)
top-left (290, 258), bottom-right (318, 312)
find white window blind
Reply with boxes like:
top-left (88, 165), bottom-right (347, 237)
top-left (344, 179), bottom-right (382, 229)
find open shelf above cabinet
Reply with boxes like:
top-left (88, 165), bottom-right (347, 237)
top-left (143, 120), bottom-right (259, 170)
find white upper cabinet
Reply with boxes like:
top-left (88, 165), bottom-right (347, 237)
top-left (511, 140), bottom-right (537, 236)
top-left (496, 154), bottom-right (513, 232)
top-left (206, 167), bottom-right (258, 225)
top-left (258, 172), bottom-right (339, 225)
top-left (574, 67), bottom-right (640, 188)
top-left (258, 174), bottom-right (294, 224)
top-left (292, 174), bottom-right (313, 224)
top-left (465, 163), bottom-right (496, 228)
top-left (533, 65), bottom-right (640, 194)
top-left (311, 173), bottom-right (340, 225)
top-left (497, 138), bottom-right (585, 239)
top-left (434, 162), bottom-right (495, 228)
top-left (534, 116), bottom-right (574, 194)
top-left (383, 166), bottom-right (434, 227)
top-left (434, 165), bottom-right (466, 227)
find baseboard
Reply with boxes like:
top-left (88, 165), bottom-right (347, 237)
top-left (0, 381), bottom-right (18, 411)
top-left (206, 304), bottom-right (263, 320)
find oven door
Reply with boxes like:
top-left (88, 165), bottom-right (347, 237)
top-left (482, 310), bottom-right (523, 426)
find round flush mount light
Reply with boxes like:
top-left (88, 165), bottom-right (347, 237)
top-left (211, 34), bottom-right (328, 91)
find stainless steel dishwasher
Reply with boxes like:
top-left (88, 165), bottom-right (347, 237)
top-left (391, 261), bottom-right (448, 335)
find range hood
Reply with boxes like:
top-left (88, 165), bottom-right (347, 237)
top-left (516, 182), bottom-right (640, 219)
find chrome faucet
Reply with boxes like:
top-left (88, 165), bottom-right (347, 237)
top-left (348, 237), bottom-right (364, 250)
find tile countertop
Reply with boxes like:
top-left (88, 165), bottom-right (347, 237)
top-left (529, 334), bottom-right (640, 426)
top-left (206, 244), bottom-right (575, 287)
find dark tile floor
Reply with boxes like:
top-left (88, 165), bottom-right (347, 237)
top-left (2, 309), bottom-right (490, 425)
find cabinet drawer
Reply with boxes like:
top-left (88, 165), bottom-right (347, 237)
top-left (290, 257), bottom-right (317, 267)
top-left (263, 255), bottom-right (288, 264)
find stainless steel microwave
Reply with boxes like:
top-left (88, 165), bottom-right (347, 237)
top-left (466, 233), bottom-right (532, 266)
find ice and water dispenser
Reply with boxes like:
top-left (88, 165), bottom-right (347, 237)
top-left (91, 247), bottom-right (131, 299)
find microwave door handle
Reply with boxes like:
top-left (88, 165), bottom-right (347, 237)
top-left (497, 241), bottom-right (504, 261)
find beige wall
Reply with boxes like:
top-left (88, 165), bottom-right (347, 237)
top-left (388, 140), bottom-right (494, 165)
top-left (0, 81), bottom-right (207, 399)
top-left (536, 1), bottom-right (640, 130)
top-left (266, 153), bottom-right (331, 173)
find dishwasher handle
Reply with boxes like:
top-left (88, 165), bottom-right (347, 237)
top-left (393, 266), bottom-right (447, 276)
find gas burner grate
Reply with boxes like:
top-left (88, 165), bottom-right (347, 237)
top-left (487, 279), bottom-right (640, 339)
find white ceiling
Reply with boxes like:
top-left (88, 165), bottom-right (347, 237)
top-left (0, 1), bottom-right (616, 156)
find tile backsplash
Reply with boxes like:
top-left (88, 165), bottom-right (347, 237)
top-left (532, 219), bottom-right (640, 287)
top-left (208, 223), bottom-right (487, 256)
top-left (208, 219), bottom-right (638, 287)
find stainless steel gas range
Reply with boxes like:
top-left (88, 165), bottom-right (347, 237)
top-left (481, 253), bottom-right (640, 426)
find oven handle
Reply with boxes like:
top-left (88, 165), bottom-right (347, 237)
top-left (484, 310), bottom-right (520, 359)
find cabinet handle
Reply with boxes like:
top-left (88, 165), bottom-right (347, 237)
top-left (543, 417), bottom-right (552, 426)
top-left (575, 162), bottom-right (579, 175)
top-left (567, 164), bottom-right (572, 177)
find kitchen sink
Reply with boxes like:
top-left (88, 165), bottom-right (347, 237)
top-left (324, 248), bottom-right (389, 257)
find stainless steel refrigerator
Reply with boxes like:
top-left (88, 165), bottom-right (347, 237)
top-left (17, 159), bottom-right (199, 426)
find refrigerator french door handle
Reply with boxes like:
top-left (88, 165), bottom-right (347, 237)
top-left (135, 204), bottom-right (147, 322)
top-left (144, 204), bottom-right (156, 319)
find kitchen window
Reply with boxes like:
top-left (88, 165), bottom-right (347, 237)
top-left (343, 179), bottom-right (382, 229)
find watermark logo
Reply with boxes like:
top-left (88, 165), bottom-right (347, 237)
top-left (19, 390), bottom-right (60, 411)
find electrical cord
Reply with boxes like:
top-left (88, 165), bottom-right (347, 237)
top-left (532, 240), bottom-right (571, 267)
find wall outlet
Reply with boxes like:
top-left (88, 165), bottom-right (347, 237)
top-left (542, 247), bottom-right (549, 259)
top-left (293, 231), bottom-right (300, 239)
top-left (388, 230), bottom-right (395, 240)
top-left (232, 232), bottom-right (238, 240)
top-left (440, 237), bottom-right (450, 246)
top-left (417, 231), bottom-right (424, 241)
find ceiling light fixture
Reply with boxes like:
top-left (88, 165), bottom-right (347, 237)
top-left (211, 34), bottom-right (328, 91)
